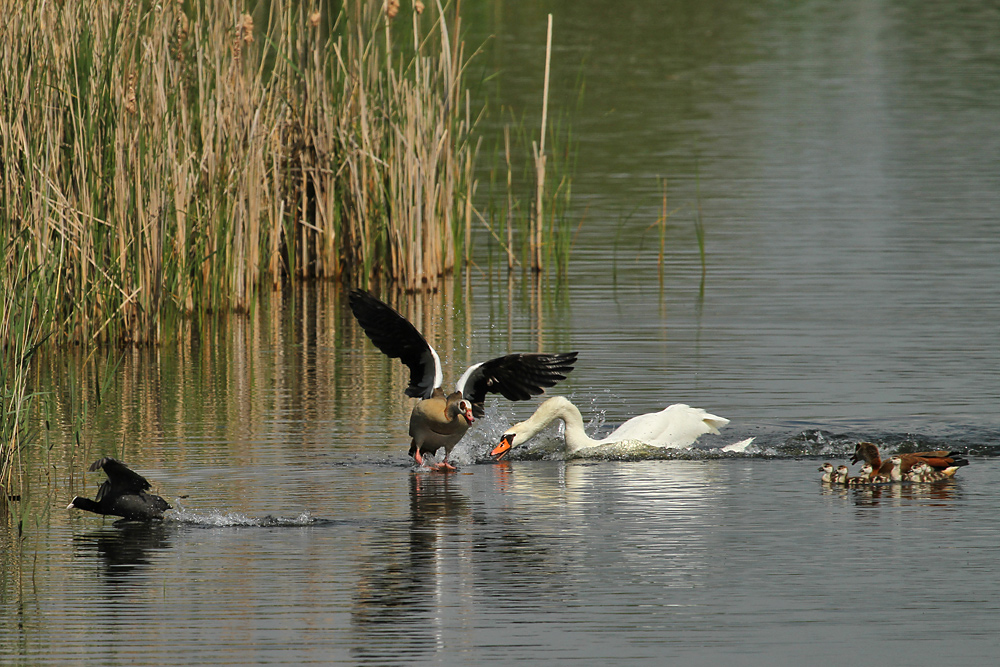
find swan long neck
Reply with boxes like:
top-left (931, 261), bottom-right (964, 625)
top-left (511, 397), bottom-right (600, 454)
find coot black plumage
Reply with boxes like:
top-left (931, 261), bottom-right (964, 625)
top-left (67, 457), bottom-right (171, 520)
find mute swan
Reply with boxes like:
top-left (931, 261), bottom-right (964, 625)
top-left (348, 289), bottom-right (577, 471)
top-left (490, 395), bottom-right (730, 459)
top-left (67, 457), bottom-right (170, 520)
top-left (850, 442), bottom-right (968, 481)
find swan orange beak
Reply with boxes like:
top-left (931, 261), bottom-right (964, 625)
top-left (491, 433), bottom-right (514, 460)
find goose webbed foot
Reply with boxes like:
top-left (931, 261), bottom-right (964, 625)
top-left (428, 460), bottom-right (458, 473)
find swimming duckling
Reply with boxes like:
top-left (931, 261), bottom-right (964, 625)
top-left (888, 456), bottom-right (904, 483)
top-left (818, 462), bottom-right (835, 483)
top-left (846, 463), bottom-right (873, 486)
top-left (906, 461), bottom-right (959, 483)
top-left (834, 465), bottom-right (850, 485)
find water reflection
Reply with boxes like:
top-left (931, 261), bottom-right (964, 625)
top-left (72, 522), bottom-right (173, 584)
top-left (350, 473), bottom-right (471, 662)
top-left (839, 480), bottom-right (959, 507)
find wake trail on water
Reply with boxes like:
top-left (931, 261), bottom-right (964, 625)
top-left (167, 504), bottom-right (327, 527)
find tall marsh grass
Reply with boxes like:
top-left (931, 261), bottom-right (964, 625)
top-left (0, 0), bottom-right (529, 345)
top-left (1, 233), bottom-right (51, 500)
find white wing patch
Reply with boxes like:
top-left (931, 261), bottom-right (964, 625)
top-left (429, 345), bottom-right (444, 391)
top-left (455, 362), bottom-right (484, 396)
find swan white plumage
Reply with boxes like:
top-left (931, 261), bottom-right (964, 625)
top-left (490, 396), bottom-right (731, 458)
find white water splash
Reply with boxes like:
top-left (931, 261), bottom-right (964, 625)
top-left (721, 437), bottom-right (756, 453)
top-left (168, 503), bottom-right (316, 527)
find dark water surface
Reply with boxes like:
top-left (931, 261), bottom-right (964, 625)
top-left (4, 0), bottom-right (1000, 664)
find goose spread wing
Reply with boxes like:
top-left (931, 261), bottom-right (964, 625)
top-left (348, 289), bottom-right (442, 399)
top-left (90, 457), bottom-right (152, 494)
top-left (457, 352), bottom-right (578, 418)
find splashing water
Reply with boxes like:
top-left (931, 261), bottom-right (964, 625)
top-left (168, 502), bottom-right (317, 527)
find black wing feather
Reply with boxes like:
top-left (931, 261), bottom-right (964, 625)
top-left (90, 457), bottom-right (152, 494)
top-left (461, 352), bottom-right (578, 418)
top-left (348, 289), bottom-right (439, 399)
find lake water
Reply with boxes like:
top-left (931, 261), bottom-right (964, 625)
top-left (3, 0), bottom-right (1000, 664)
top-left (5, 457), bottom-right (1000, 665)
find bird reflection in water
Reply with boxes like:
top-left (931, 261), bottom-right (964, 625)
top-left (350, 473), bottom-right (470, 662)
top-left (848, 478), bottom-right (959, 507)
top-left (72, 522), bottom-right (173, 586)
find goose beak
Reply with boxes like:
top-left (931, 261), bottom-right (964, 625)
top-left (463, 405), bottom-right (475, 424)
top-left (491, 433), bottom-right (514, 460)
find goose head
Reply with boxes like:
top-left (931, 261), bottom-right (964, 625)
top-left (457, 398), bottom-right (474, 424)
top-left (851, 441), bottom-right (880, 465)
top-left (444, 394), bottom-right (475, 425)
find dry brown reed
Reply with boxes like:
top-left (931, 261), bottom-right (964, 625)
top-left (1, 233), bottom-right (50, 499)
top-left (531, 14), bottom-right (554, 273)
top-left (0, 0), bottom-right (483, 345)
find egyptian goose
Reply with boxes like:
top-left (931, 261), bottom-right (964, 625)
top-left (851, 442), bottom-right (968, 481)
top-left (348, 289), bottom-right (578, 471)
top-left (490, 395), bottom-right (729, 459)
top-left (818, 462), bottom-right (835, 483)
top-left (67, 457), bottom-right (170, 521)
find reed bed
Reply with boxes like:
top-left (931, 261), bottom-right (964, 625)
top-left (0, 0), bottom-right (512, 346)
top-left (0, 233), bottom-right (51, 500)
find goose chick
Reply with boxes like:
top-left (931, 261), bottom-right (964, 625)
top-left (834, 465), bottom-right (850, 485)
top-left (846, 463), bottom-right (874, 486)
top-left (818, 462), bottom-right (835, 484)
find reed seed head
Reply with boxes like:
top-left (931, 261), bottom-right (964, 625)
top-left (239, 14), bottom-right (254, 43)
top-left (124, 74), bottom-right (137, 115)
top-left (176, 13), bottom-right (190, 41)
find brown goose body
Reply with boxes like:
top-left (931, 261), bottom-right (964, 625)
top-left (408, 388), bottom-right (474, 465)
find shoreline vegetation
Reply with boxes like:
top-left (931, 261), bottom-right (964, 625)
top-left (0, 1), bottom-right (574, 345)
top-left (1, 1), bottom-right (577, 499)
